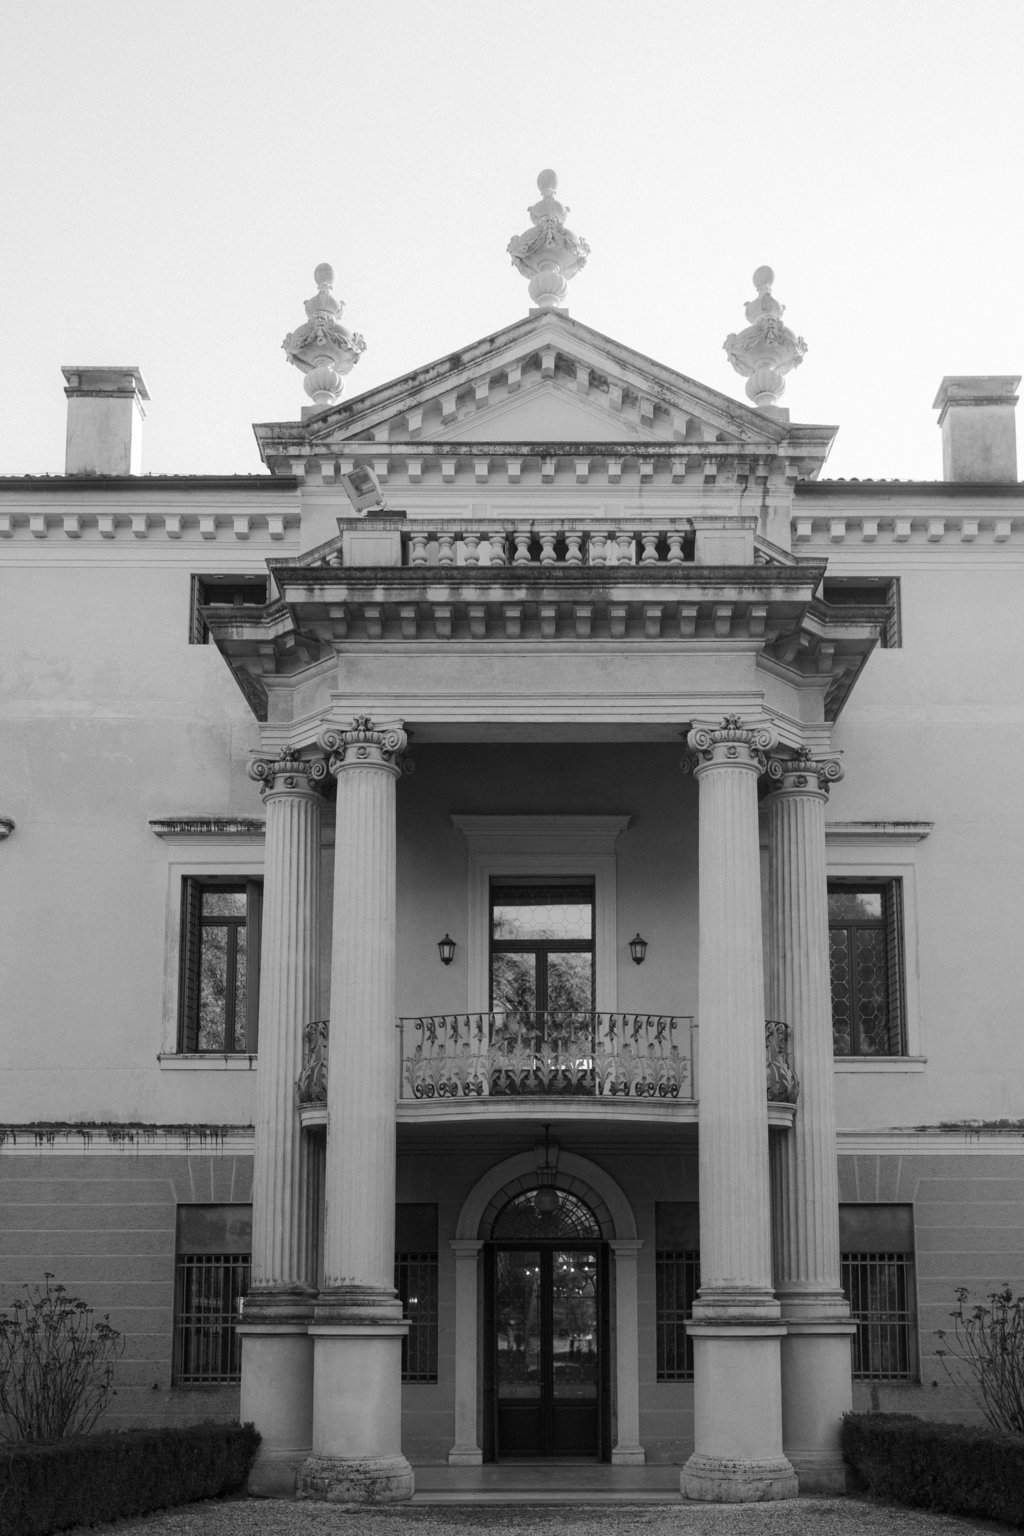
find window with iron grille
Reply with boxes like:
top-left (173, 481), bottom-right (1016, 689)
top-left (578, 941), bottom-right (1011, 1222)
top-left (840, 1204), bottom-right (916, 1381)
top-left (395, 1253), bottom-right (439, 1382)
top-left (189, 574), bottom-right (268, 644)
top-left (828, 880), bottom-right (905, 1056)
top-left (821, 577), bottom-right (901, 648)
top-left (655, 1201), bottom-right (700, 1382)
top-left (178, 878), bottom-right (262, 1053)
top-left (172, 1205), bottom-right (251, 1387)
top-left (395, 1203), bottom-right (438, 1384)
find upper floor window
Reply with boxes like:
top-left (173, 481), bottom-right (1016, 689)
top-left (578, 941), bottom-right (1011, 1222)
top-left (189, 574), bottom-right (268, 644)
top-left (490, 881), bottom-right (595, 1017)
top-left (821, 576), bottom-right (901, 648)
top-left (178, 878), bottom-right (262, 1052)
top-left (828, 881), bottom-right (905, 1056)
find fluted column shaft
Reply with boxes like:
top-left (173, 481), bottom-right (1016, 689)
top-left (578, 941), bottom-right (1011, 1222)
top-left (690, 722), bottom-right (776, 1307)
top-left (681, 718), bottom-right (796, 1504)
top-left (298, 717), bottom-right (412, 1506)
top-left (321, 721), bottom-right (405, 1310)
top-left (248, 759), bottom-right (324, 1291)
top-left (239, 754), bottom-right (324, 1497)
top-left (766, 760), bottom-right (846, 1307)
top-left (765, 755), bottom-right (854, 1494)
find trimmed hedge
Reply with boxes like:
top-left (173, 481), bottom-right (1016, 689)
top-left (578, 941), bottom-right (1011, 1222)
top-left (841, 1411), bottom-right (1024, 1526)
top-left (0, 1420), bottom-right (260, 1536)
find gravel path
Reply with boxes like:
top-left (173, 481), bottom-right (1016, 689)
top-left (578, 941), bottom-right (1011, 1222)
top-left (60, 1498), bottom-right (1018, 1536)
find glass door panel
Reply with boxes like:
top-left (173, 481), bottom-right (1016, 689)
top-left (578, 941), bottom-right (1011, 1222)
top-left (494, 1245), bottom-right (601, 1459)
top-left (495, 1250), bottom-right (542, 1455)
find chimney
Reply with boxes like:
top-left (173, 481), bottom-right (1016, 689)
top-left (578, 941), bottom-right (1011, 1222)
top-left (62, 366), bottom-right (149, 476)
top-left (933, 375), bottom-right (1019, 483)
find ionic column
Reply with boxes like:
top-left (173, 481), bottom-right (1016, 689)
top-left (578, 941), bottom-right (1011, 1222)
top-left (610, 1240), bottom-right (645, 1465)
top-left (766, 752), bottom-right (855, 1493)
top-left (298, 717), bottom-right (413, 1505)
top-left (681, 717), bottom-right (797, 1503)
top-left (448, 1241), bottom-right (483, 1465)
top-left (239, 753), bottom-right (325, 1496)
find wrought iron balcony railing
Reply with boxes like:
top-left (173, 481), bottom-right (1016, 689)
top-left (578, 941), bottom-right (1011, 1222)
top-left (296, 1013), bottom-right (799, 1107)
top-left (400, 1011), bottom-right (694, 1101)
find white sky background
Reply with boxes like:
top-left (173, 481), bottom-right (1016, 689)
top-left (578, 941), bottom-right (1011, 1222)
top-left (1, 0), bottom-right (1021, 481)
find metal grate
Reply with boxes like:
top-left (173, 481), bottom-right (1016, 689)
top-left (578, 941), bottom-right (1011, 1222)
top-left (841, 1251), bottom-right (915, 1380)
top-left (173, 1253), bottom-right (250, 1385)
top-left (655, 1250), bottom-right (700, 1381)
top-left (395, 1252), bottom-right (438, 1383)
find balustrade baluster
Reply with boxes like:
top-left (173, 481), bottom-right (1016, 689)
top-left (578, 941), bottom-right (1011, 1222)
top-left (641, 530), bottom-right (660, 564)
top-left (513, 529), bottom-right (532, 564)
top-left (463, 531), bottom-right (481, 565)
top-left (564, 530), bottom-right (584, 564)
top-left (590, 530), bottom-right (609, 565)
top-left (616, 529), bottom-right (636, 564)
top-left (539, 529), bottom-right (558, 564)
top-left (487, 531), bottom-right (507, 565)
top-left (666, 530), bottom-right (687, 564)
top-left (409, 531), bottom-right (429, 565)
top-left (437, 532), bottom-right (455, 565)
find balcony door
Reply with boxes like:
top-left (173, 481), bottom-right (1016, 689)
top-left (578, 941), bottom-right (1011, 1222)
top-left (490, 881), bottom-right (595, 1020)
top-left (489, 1189), bottom-right (605, 1459)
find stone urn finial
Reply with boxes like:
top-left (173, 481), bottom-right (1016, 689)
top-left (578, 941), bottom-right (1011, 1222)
top-left (507, 169), bottom-right (590, 310)
top-left (282, 262), bottom-right (366, 407)
top-left (724, 265), bottom-right (807, 408)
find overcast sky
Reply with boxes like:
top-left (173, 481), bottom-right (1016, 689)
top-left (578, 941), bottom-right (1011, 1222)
top-left (1, 0), bottom-right (1021, 482)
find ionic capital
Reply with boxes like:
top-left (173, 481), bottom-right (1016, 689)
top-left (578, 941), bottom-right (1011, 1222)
top-left (248, 752), bottom-right (329, 801)
top-left (0, 816), bottom-right (14, 841)
top-left (318, 715), bottom-right (408, 778)
top-left (766, 748), bottom-right (843, 797)
top-left (685, 715), bottom-right (778, 777)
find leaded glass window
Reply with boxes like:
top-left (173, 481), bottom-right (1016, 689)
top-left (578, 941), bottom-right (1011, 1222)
top-left (828, 881), bottom-right (905, 1056)
top-left (492, 1190), bottom-right (601, 1242)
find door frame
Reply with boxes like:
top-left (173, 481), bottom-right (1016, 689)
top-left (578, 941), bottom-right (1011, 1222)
top-left (447, 1148), bottom-right (645, 1466)
top-left (488, 1235), bottom-right (608, 1461)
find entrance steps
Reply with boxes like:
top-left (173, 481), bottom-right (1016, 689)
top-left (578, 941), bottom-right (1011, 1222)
top-left (411, 1463), bottom-right (683, 1504)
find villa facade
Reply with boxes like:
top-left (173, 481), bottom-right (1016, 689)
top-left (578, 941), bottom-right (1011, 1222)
top-left (2, 177), bottom-right (1023, 1502)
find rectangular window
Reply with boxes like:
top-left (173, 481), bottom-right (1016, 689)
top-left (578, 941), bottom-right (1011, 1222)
top-left (828, 880), bottom-right (905, 1056)
top-left (178, 878), bottom-right (262, 1052)
top-left (490, 881), bottom-right (595, 1018)
top-left (189, 574), bottom-right (268, 644)
top-left (821, 576), bottom-right (901, 648)
top-left (840, 1204), bottom-right (916, 1381)
top-left (173, 1205), bottom-right (251, 1386)
top-left (655, 1202), bottom-right (700, 1382)
top-left (395, 1204), bottom-right (438, 1383)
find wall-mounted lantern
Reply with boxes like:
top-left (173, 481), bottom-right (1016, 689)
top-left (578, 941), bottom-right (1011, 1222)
top-left (437, 933), bottom-right (456, 966)
top-left (629, 932), bottom-right (648, 966)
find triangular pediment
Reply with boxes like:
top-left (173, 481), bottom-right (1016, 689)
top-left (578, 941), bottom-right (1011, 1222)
top-left (255, 310), bottom-right (814, 462)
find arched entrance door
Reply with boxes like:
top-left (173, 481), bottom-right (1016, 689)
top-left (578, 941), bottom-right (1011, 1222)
top-left (488, 1188), bottom-right (606, 1459)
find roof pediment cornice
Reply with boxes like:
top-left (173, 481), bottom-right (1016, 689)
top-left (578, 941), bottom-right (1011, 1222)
top-left (252, 310), bottom-right (837, 478)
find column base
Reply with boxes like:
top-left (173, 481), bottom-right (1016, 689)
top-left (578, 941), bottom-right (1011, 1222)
top-left (447, 1445), bottom-right (483, 1466)
top-left (611, 1445), bottom-right (646, 1466)
top-left (297, 1454), bottom-right (414, 1504)
top-left (238, 1320), bottom-right (314, 1497)
top-left (682, 1453), bottom-right (798, 1502)
top-left (780, 1318), bottom-right (856, 1494)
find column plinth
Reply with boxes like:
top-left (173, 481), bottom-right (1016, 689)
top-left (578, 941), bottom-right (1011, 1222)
top-left (240, 753), bottom-right (324, 1495)
top-left (767, 754), bottom-right (855, 1492)
top-left (297, 717), bottom-right (412, 1505)
top-left (680, 717), bottom-right (797, 1502)
top-left (610, 1240), bottom-right (645, 1464)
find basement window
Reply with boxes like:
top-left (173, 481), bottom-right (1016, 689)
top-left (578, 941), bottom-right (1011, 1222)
top-left (190, 574), bottom-right (268, 644)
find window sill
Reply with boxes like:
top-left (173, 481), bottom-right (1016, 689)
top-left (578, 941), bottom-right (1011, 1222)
top-left (834, 1056), bottom-right (926, 1073)
top-left (158, 1053), bottom-right (257, 1071)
